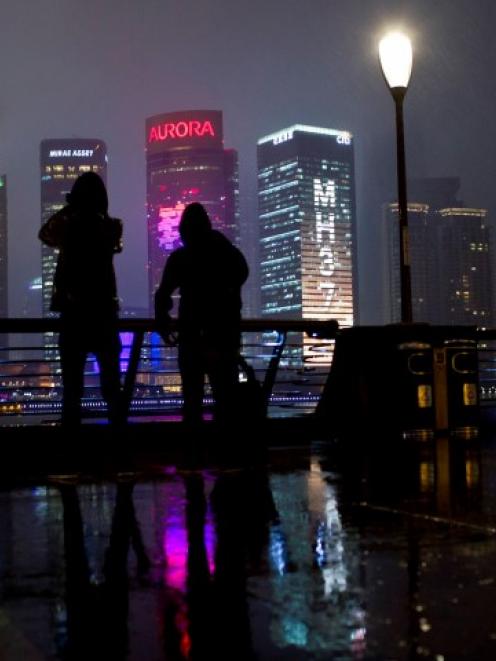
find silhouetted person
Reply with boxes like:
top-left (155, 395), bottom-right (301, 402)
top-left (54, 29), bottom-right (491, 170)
top-left (39, 172), bottom-right (124, 427)
top-left (155, 202), bottom-right (249, 426)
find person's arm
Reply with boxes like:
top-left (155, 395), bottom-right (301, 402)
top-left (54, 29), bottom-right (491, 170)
top-left (38, 207), bottom-right (70, 248)
top-left (155, 253), bottom-right (181, 315)
top-left (154, 251), bottom-right (181, 342)
top-left (111, 217), bottom-right (123, 254)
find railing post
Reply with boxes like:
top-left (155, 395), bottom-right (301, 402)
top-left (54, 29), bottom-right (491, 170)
top-left (121, 330), bottom-right (145, 420)
top-left (262, 331), bottom-right (287, 406)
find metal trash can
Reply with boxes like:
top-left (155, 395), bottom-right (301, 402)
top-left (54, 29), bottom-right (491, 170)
top-left (394, 341), bottom-right (434, 437)
top-left (317, 326), bottom-right (435, 437)
top-left (433, 338), bottom-right (479, 438)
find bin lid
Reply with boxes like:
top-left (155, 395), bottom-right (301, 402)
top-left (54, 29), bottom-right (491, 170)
top-left (397, 342), bottom-right (431, 350)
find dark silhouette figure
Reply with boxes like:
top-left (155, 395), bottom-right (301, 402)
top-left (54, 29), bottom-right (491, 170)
top-left (155, 202), bottom-right (249, 426)
top-left (57, 480), bottom-right (150, 660)
top-left (39, 172), bottom-right (124, 427)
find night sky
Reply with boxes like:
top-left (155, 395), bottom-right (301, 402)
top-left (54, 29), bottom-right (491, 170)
top-left (1, 0), bottom-right (495, 322)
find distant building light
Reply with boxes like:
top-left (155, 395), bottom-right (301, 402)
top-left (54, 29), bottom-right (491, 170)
top-left (439, 207), bottom-right (487, 218)
top-left (258, 124), bottom-right (353, 146)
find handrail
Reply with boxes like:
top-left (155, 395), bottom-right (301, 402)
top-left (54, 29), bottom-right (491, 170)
top-left (0, 317), bottom-right (339, 337)
top-left (0, 317), bottom-right (339, 422)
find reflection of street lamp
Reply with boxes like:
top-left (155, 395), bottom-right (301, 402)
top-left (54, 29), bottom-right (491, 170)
top-left (379, 31), bottom-right (413, 323)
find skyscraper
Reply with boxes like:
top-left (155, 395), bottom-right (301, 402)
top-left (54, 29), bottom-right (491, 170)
top-left (0, 175), bottom-right (7, 318)
top-left (40, 139), bottom-right (107, 317)
top-left (257, 125), bottom-right (358, 337)
top-left (146, 110), bottom-right (239, 309)
top-left (438, 207), bottom-right (493, 325)
top-left (385, 178), bottom-right (493, 325)
top-left (385, 202), bottom-right (436, 323)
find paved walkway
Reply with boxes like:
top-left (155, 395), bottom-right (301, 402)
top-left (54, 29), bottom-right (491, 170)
top-left (1, 430), bottom-right (496, 659)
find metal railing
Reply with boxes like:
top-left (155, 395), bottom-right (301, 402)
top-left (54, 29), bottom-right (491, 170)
top-left (0, 318), bottom-right (338, 424)
top-left (2, 319), bottom-right (496, 427)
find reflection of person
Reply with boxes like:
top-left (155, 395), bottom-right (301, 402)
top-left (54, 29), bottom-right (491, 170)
top-left (172, 469), bottom-right (278, 659)
top-left (57, 479), bottom-right (149, 660)
top-left (39, 172), bottom-right (124, 427)
top-left (155, 203), bottom-right (249, 426)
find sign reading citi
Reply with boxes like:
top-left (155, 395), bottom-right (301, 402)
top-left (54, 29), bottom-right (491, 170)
top-left (148, 119), bottom-right (216, 144)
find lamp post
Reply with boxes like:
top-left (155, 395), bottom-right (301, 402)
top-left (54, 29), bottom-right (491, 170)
top-left (379, 31), bottom-right (413, 323)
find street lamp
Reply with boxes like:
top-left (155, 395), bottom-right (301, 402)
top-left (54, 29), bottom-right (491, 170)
top-left (379, 31), bottom-right (413, 323)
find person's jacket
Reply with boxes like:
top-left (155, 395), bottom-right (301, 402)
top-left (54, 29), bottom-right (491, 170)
top-left (155, 230), bottom-right (248, 333)
top-left (39, 206), bottom-right (122, 315)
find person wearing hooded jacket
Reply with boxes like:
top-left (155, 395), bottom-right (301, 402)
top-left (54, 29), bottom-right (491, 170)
top-left (39, 171), bottom-right (124, 428)
top-left (154, 202), bottom-right (249, 426)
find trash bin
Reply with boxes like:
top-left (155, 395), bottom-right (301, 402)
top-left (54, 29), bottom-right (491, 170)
top-left (393, 341), bottom-right (434, 437)
top-left (317, 326), bottom-right (435, 437)
top-left (318, 325), bottom-right (480, 438)
top-left (433, 337), bottom-right (479, 438)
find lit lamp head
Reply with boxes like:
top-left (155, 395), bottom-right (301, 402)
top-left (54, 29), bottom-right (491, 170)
top-left (379, 31), bottom-right (412, 100)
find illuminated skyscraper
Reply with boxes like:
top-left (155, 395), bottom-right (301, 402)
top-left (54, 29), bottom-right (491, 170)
top-left (385, 178), bottom-right (493, 325)
top-left (40, 139), bottom-right (107, 317)
top-left (438, 207), bottom-right (493, 325)
top-left (146, 110), bottom-right (239, 309)
top-left (0, 175), bottom-right (7, 318)
top-left (257, 125), bottom-right (357, 335)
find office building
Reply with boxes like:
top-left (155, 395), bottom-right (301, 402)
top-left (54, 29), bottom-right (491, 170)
top-left (40, 139), bottom-right (107, 317)
top-left (438, 207), bottom-right (493, 325)
top-left (146, 110), bottom-right (239, 309)
top-left (257, 124), bottom-right (357, 360)
top-left (385, 202), bottom-right (437, 323)
top-left (385, 178), bottom-right (493, 325)
top-left (0, 175), bottom-right (7, 318)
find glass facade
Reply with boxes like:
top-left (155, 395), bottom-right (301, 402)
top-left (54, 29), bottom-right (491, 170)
top-left (386, 187), bottom-right (493, 325)
top-left (439, 208), bottom-right (493, 325)
top-left (146, 110), bottom-right (239, 311)
top-left (40, 139), bottom-right (107, 317)
top-left (257, 125), bottom-right (358, 355)
top-left (0, 175), bottom-right (7, 318)
top-left (386, 203), bottom-right (433, 323)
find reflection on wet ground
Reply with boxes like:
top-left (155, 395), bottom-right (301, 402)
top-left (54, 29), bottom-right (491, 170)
top-left (2, 434), bottom-right (496, 659)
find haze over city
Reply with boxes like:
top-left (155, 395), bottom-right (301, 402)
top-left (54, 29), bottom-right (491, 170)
top-left (1, 0), bottom-right (495, 322)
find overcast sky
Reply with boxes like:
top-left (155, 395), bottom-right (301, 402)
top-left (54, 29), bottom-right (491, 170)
top-left (1, 0), bottom-right (495, 322)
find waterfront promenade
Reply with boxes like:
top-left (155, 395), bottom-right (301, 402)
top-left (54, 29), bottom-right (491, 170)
top-left (2, 418), bottom-right (496, 659)
top-left (2, 318), bottom-right (496, 658)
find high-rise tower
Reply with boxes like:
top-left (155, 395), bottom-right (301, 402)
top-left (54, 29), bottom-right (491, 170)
top-left (40, 139), bottom-right (107, 317)
top-left (0, 175), bottom-right (7, 318)
top-left (146, 110), bottom-right (239, 309)
top-left (257, 125), bottom-right (358, 334)
top-left (385, 178), bottom-right (493, 325)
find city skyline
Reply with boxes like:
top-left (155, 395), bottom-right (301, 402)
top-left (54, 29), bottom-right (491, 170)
top-left (4, 110), bottom-right (495, 325)
top-left (1, 0), bottom-right (495, 323)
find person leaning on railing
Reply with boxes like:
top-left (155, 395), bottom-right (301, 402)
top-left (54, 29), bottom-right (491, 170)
top-left (154, 202), bottom-right (249, 427)
top-left (39, 171), bottom-right (124, 428)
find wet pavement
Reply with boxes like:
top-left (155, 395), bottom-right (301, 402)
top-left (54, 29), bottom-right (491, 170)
top-left (2, 432), bottom-right (496, 659)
